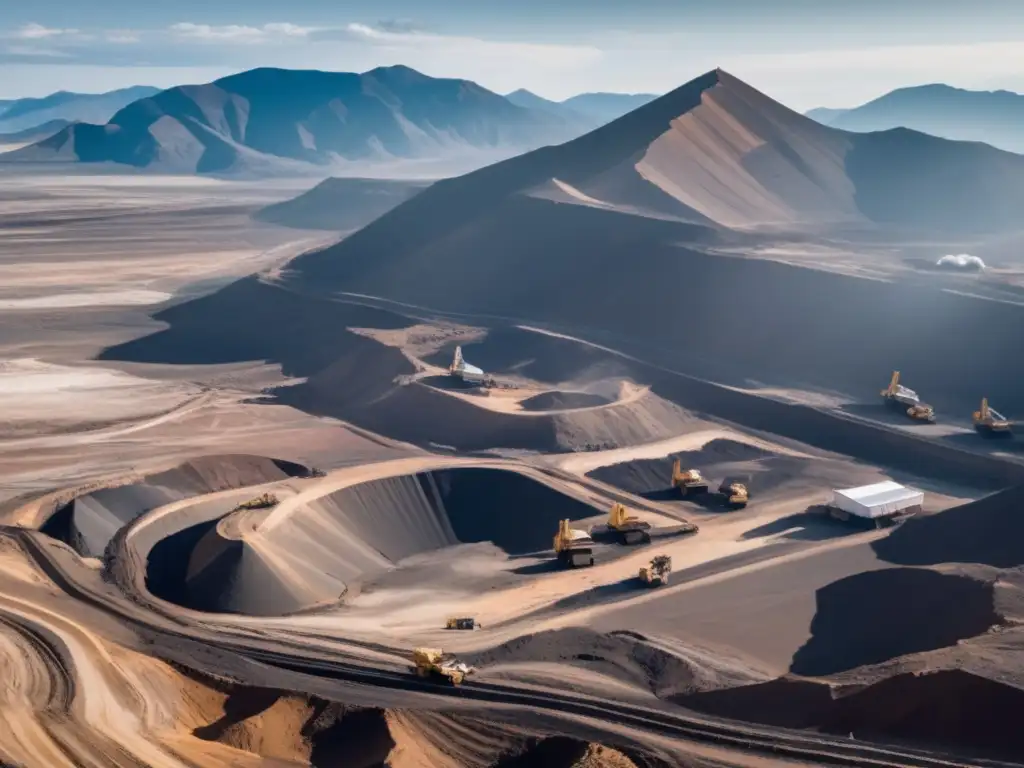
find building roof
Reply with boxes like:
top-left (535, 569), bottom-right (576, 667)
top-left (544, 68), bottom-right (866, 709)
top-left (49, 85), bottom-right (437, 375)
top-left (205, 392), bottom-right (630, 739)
top-left (832, 480), bottom-right (923, 517)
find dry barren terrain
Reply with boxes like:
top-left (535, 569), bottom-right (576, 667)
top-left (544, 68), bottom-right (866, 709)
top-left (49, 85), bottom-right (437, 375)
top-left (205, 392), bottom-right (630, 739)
top-left (4, 69), bottom-right (1024, 768)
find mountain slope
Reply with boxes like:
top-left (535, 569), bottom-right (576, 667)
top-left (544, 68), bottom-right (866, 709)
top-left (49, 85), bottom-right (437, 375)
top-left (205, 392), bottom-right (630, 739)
top-left (505, 89), bottom-right (566, 114)
top-left (561, 92), bottom-right (659, 123)
top-left (254, 177), bottom-right (430, 231)
top-left (804, 107), bottom-right (849, 124)
top-left (103, 69), bottom-right (1024, 433)
top-left (281, 68), bottom-right (1024, 255)
top-left (249, 71), bottom-right (1024, 416)
top-left (0, 119), bottom-right (72, 147)
top-left (507, 89), bottom-right (662, 129)
top-left (0, 86), bottom-right (158, 133)
top-left (5, 67), bottom-right (584, 175)
top-left (808, 84), bottom-right (1024, 154)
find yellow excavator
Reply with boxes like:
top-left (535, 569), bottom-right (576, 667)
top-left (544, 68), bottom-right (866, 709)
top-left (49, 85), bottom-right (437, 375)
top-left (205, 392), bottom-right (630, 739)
top-left (639, 555), bottom-right (672, 587)
top-left (412, 648), bottom-right (474, 685)
top-left (973, 397), bottom-right (1013, 436)
top-left (881, 371), bottom-right (935, 423)
top-left (719, 480), bottom-right (749, 509)
top-left (671, 459), bottom-right (710, 497)
top-left (601, 502), bottom-right (652, 545)
top-left (554, 519), bottom-right (595, 567)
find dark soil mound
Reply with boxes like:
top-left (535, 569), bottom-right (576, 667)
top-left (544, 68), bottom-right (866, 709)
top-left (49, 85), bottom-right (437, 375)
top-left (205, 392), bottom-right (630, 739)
top-left (790, 567), bottom-right (998, 676)
top-left (519, 391), bottom-right (611, 412)
top-left (679, 670), bottom-right (1024, 761)
top-left (465, 628), bottom-right (699, 698)
top-left (874, 485), bottom-right (1024, 568)
top-left (673, 677), bottom-right (834, 728)
top-left (40, 454), bottom-right (311, 558)
top-left (587, 439), bottom-right (776, 497)
top-left (158, 467), bottom-right (606, 615)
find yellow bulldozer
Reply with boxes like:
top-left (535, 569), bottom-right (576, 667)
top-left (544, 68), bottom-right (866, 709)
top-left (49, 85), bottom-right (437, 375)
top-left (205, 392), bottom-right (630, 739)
top-left (719, 480), bottom-right (749, 509)
top-left (445, 617), bottom-right (477, 630)
top-left (639, 555), bottom-right (672, 587)
top-left (601, 502), bottom-right (652, 545)
top-left (412, 648), bottom-right (475, 685)
top-left (671, 459), bottom-right (710, 497)
top-left (973, 397), bottom-right (1012, 436)
top-left (554, 519), bottom-right (595, 567)
top-left (881, 371), bottom-right (935, 423)
top-left (234, 492), bottom-right (279, 511)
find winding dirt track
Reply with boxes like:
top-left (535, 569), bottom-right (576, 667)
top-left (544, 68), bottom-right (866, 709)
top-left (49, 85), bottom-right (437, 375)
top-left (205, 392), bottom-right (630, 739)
top-left (3, 481), bottom-right (1018, 768)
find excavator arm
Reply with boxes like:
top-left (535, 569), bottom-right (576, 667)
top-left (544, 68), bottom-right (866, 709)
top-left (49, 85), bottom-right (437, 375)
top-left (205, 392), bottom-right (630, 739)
top-left (882, 370), bottom-right (900, 397)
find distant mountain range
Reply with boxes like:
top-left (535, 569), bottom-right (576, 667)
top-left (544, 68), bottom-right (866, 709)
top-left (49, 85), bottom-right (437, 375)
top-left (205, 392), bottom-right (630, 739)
top-left (807, 84), bottom-right (1024, 154)
top-left (0, 86), bottom-right (158, 134)
top-left (110, 69), bottom-right (1024, 450)
top-left (505, 89), bottom-right (659, 125)
top-left (286, 69), bottom-right (1024, 309)
top-left (4, 67), bottom-right (595, 175)
top-left (0, 119), bottom-right (72, 147)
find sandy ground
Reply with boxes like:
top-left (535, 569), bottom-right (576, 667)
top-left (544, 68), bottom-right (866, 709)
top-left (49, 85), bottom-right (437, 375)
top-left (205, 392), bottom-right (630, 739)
top-left (0, 172), bottom-right (365, 502)
top-left (2, 167), bottom-right (1023, 767)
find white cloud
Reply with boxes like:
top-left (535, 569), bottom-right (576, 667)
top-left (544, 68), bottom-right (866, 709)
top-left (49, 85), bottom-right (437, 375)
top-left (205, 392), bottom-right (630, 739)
top-left (170, 22), bottom-right (313, 43)
top-left (262, 23), bottom-right (312, 38)
top-left (15, 23), bottom-right (78, 40)
top-left (105, 31), bottom-right (141, 44)
top-left (343, 22), bottom-right (602, 71)
top-left (724, 40), bottom-right (1024, 109)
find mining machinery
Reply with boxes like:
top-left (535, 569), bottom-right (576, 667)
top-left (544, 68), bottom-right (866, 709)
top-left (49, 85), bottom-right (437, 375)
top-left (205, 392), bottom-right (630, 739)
top-left (235, 493), bottom-right (279, 510)
top-left (449, 345), bottom-right (506, 388)
top-left (671, 459), bottom-right (710, 497)
top-left (881, 371), bottom-right (935, 423)
top-left (973, 397), bottom-right (1012, 436)
top-left (445, 617), bottom-right (477, 630)
top-left (554, 519), bottom-right (595, 567)
top-left (596, 502), bottom-right (652, 545)
top-left (412, 648), bottom-right (475, 685)
top-left (639, 555), bottom-right (672, 587)
top-left (719, 480), bottom-right (749, 509)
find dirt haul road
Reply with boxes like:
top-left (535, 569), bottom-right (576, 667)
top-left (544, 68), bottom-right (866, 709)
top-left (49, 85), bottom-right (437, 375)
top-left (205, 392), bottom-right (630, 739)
top-left (0, 440), bottom-right (1006, 768)
top-left (4, 527), bottom-right (1013, 768)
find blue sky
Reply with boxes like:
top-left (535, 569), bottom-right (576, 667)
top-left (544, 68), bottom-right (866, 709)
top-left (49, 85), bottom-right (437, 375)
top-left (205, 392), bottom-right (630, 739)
top-left (3, 1), bottom-right (1024, 109)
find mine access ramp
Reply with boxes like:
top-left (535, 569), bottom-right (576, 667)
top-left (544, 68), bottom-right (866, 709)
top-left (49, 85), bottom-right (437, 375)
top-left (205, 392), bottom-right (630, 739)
top-left (827, 481), bottom-right (923, 527)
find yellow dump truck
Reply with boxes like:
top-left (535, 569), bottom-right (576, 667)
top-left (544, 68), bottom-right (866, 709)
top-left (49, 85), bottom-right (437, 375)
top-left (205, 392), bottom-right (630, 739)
top-left (973, 397), bottom-right (1012, 436)
top-left (445, 617), bottom-right (477, 630)
top-left (639, 555), bottom-right (672, 587)
top-left (554, 519), bottom-right (595, 567)
top-left (671, 459), bottom-right (710, 497)
top-left (881, 371), bottom-right (935, 423)
top-left (412, 648), bottom-right (475, 685)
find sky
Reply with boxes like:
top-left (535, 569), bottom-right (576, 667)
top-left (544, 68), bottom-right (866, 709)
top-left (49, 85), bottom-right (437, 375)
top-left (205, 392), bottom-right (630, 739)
top-left (3, 1), bottom-right (1024, 110)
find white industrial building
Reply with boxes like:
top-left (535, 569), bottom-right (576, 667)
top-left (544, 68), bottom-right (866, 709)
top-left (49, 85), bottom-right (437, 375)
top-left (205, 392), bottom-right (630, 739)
top-left (829, 481), bottom-right (923, 521)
